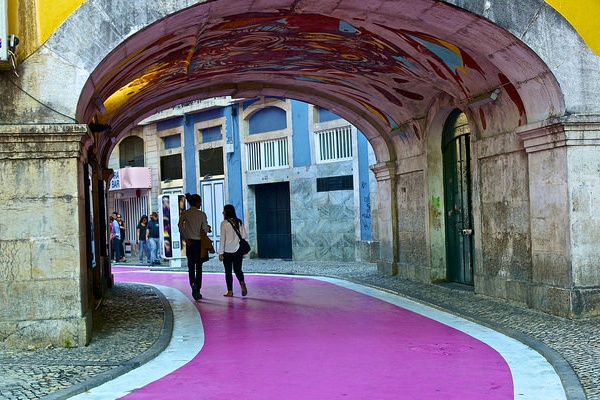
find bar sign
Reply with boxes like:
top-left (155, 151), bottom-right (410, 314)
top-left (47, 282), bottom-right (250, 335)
top-left (0, 0), bottom-right (7, 61)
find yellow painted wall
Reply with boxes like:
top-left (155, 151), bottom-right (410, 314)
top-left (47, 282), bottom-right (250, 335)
top-left (5, 0), bottom-right (600, 58)
top-left (546, 0), bottom-right (600, 55)
top-left (37, 0), bottom-right (86, 43)
top-left (6, 0), bottom-right (85, 58)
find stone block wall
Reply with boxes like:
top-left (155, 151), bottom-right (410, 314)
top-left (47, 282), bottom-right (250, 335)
top-left (0, 125), bottom-right (91, 347)
top-left (479, 151), bottom-right (532, 287)
top-left (396, 171), bottom-right (429, 282)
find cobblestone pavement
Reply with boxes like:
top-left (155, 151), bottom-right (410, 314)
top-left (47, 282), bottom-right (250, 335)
top-left (0, 259), bottom-right (597, 399)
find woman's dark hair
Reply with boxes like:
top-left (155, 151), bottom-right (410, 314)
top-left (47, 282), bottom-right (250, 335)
top-left (139, 215), bottom-right (148, 224)
top-left (223, 204), bottom-right (241, 227)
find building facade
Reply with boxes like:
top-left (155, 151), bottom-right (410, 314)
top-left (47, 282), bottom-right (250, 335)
top-left (108, 97), bottom-right (379, 264)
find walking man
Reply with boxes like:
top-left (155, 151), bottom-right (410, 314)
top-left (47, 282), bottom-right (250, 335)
top-left (147, 212), bottom-right (161, 265)
top-left (178, 194), bottom-right (211, 300)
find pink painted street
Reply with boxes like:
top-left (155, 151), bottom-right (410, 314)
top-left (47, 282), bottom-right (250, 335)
top-left (69, 266), bottom-right (566, 399)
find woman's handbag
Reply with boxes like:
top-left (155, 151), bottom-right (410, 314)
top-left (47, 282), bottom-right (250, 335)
top-left (228, 220), bottom-right (251, 255)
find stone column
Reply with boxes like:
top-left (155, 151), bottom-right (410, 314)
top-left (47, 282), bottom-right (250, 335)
top-left (371, 162), bottom-right (398, 275)
top-left (0, 124), bottom-right (92, 347)
top-left (518, 116), bottom-right (600, 318)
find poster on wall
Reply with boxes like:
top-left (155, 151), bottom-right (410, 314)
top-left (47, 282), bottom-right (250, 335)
top-left (0, 0), bottom-right (7, 62)
top-left (88, 164), bottom-right (96, 267)
top-left (178, 194), bottom-right (187, 257)
top-left (158, 194), bottom-right (183, 259)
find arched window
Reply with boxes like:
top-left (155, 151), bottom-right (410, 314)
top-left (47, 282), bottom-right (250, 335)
top-left (119, 136), bottom-right (144, 168)
top-left (248, 107), bottom-right (287, 134)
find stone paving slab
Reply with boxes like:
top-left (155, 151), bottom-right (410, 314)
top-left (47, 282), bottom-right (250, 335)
top-left (0, 259), bottom-right (597, 399)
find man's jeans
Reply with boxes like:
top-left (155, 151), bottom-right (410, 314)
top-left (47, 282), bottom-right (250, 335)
top-left (148, 237), bottom-right (160, 262)
top-left (112, 237), bottom-right (122, 262)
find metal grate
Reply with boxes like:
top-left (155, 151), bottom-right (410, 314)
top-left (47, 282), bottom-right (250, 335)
top-left (246, 137), bottom-right (289, 171)
top-left (114, 193), bottom-right (151, 243)
top-left (315, 125), bottom-right (353, 163)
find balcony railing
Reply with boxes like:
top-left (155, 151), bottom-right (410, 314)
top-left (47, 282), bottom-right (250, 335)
top-left (315, 125), bottom-right (353, 163)
top-left (246, 137), bottom-right (289, 171)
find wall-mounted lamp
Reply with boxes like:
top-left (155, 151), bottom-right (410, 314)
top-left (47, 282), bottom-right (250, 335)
top-left (468, 88), bottom-right (501, 108)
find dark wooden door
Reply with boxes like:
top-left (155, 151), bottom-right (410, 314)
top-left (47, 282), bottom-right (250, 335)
top-left (442, 110), bottom-right (474, 285)
top-left (255, 182), bottom-right (292, 259)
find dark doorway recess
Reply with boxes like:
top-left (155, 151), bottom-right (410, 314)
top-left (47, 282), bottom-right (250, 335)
top-left (255, 182), bottom-right (292, 259)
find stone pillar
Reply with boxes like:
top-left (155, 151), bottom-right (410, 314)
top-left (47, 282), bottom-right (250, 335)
top-left (0, 124), bottom-right (92, 347)
top-left (518, 116), bottom-right (600, 318)
top-left (371, 162), bottom-right (398, 275)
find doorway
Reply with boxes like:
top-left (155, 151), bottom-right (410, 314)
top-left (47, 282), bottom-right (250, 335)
top-left (201, 179), bottom-right (225, 252)
top-left (255, 182), bottom-right (292, 259)
top-left (442, 110), bottom-right (474, 285)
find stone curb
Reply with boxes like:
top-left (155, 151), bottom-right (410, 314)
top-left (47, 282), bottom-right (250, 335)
top-left (41, 285), bottom-right (174, 400)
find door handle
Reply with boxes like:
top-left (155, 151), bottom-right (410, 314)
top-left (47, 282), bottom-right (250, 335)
top-left (461, 229), bottom-right (473, 235)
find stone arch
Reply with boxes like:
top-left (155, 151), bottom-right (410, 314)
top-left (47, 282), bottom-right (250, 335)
top-left (2, 0), bottom-right (578, 168)
top-left (4, 1), bottom-right (600, 347)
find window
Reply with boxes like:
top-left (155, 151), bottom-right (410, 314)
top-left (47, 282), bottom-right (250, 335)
top-left (246, 138), bottom-right (289, 171)
top-left (163, 134), bottom-right (181, 150)
top-left (315, 126), bottom-right (353, 163)
top-left (317, 107), bottom-right (341, 123)
top-left (201, 126), bottom-right (222, 143)
top-left (316, 175), bottom-right (354, 192)
top-left (199, 147), bottom-right (224, 177)
top-left (160, 154), bottom-right (182, 181)
top-left (119, 136), bottom-right (144, 167)
top-left (249, 107), bottom-right (287, 134)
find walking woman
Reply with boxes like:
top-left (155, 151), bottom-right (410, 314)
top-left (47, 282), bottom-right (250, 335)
top-left (218, 204), bottom-right (248, 297)
top-left (136, 215), bottom-right (151, 264)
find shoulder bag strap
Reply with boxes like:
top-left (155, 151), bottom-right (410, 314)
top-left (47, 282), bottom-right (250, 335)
top-left (228, 219), bottom-right (243, 240)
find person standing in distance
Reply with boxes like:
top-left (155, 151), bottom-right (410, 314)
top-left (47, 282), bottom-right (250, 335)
top-left (178, 194), bottom-right (211, 301)
top-left (147, 212), bottom-right (161, 265)
top-left (110, 212), bottom-right (122, 264)
top-left (218, 204), bottom-right (248, 297)
top-left (136, 215), bottom-right (150, 264)
top-left (117, 214), bottom-right (126, 262)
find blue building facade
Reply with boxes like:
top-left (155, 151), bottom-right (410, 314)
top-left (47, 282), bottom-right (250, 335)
top-left (110, 97), bottom-right (378, 262)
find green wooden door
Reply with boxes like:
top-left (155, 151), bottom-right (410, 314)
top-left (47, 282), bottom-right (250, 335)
top-left (442, 110), bottom-right (474, 285)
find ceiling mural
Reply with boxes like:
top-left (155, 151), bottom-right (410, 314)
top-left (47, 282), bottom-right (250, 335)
top-left (96, 12), bottom-right (495, 139)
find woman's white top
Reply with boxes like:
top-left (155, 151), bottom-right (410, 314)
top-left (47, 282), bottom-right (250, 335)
top-left (219, 219), bottom-right (247, 254)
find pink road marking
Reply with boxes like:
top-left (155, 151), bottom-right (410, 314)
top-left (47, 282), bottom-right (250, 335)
top-left (114, 268), bottom-right (513, 399)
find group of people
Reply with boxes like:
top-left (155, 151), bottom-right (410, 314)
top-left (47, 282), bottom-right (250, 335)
top-left (178, 193), bottom-right (248, 300)
top-left (111, 194), bottom-right (249, 299)
top-left (110, 211), bottom-right (162, 265)
top-left (135, 212), bottom-right (162, 265)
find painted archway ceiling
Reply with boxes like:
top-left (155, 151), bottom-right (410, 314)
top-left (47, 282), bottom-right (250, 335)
top-left (79, 2), bottom-right (557, 151)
